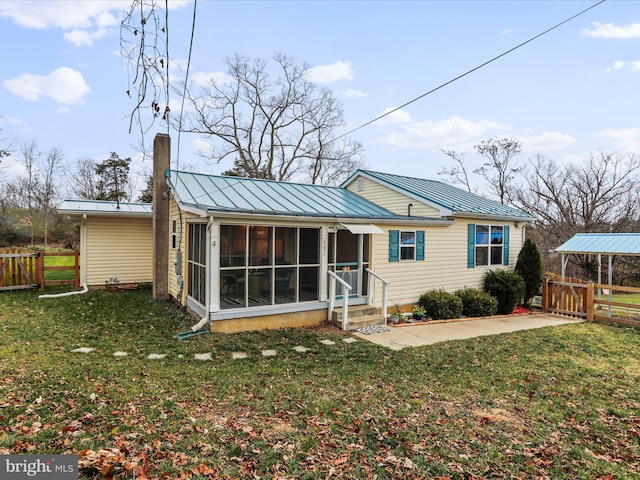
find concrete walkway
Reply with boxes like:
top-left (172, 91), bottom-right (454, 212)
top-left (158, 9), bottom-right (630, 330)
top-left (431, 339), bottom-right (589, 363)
top-left (353, 314), bottom-right (584, 351)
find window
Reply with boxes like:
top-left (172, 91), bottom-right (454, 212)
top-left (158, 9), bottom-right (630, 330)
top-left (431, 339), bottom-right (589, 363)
top-left (400, 231), bottom-right (416, 260)
top-left (389, 230), bottom-right (425, 262)
top-left (468, 224), bottom-right (509, 267)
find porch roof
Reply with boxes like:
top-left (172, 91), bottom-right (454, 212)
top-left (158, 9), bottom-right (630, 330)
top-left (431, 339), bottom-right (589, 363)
top-left (555, 233), bottom-right (640, 256)
top-left (167, 170), bottom-right (443, 222)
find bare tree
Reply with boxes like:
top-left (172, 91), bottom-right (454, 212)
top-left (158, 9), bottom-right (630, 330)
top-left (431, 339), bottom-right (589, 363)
top-left (180, 53), bottom-right (365, 184)
top-left (66, 158), bottom-right (102, 200)
top-left (474, 137), bottom-right (523, 204)
top-left (120, 0), bottom-right (169, 143)
top-left (39, 148), bottom-right (63, 245)
top-left (514, 152), bottom-right (640, 280)
top-left (438, 149), bottom-right (475, 193)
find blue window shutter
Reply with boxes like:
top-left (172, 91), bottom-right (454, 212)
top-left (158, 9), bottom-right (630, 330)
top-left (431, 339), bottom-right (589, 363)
top-left (467, 224), bottom-right (475, 268)
top-left (416, 230), bottom-right (425, 261)
top-left (503, 225), bottom-right (510, 265)
top-left (389, 230), bottom-right (399, 262)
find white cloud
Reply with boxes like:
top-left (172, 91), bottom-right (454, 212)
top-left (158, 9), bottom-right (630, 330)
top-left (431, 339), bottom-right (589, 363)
top-left (191, 138), bottom-right (214, 156)
top-left (606, 60), bottom-right (640, 72)
top-left (380, 115), bottom-right (504, 149)
top-left (190, 71), bottom-right (233, 87)
top-left (341, 89), bottom-right (368, 99)
top-left (0, 1), bottom-right (186, 46)
top-left (596, 127), bottom-right (640, 150)
top-left (520, 132), bottom-right (576, 151)
top-left (502, 28), bottom-right (512, 35)
top-left (4, 67), bottom-right (91, 105)
top-left (582, 22), bottom-right (640, 39)
top-left (0, 116), bottom-right (22, 126)
top-left (307, 61), bottom-right (354, 83)
top-left (64, 27), bottom-right (108, 47)
top-left (375, 108), bottom-right (413, 126)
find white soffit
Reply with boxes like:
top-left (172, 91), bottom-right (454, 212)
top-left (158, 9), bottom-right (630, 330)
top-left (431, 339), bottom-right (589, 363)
top-left (339, 223), bottom-right (384, 234)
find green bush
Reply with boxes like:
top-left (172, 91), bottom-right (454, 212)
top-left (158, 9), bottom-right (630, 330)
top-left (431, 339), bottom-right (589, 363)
top-left (483, 269), bottom-right (526, 315)
top-left (418, 289), bottom-right (463, 320)
top-left (454, 287), bottom-right (498, 317)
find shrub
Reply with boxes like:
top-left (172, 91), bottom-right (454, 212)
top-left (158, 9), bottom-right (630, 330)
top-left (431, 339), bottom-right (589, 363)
top-left (515, 238), bottom-right (544, 308)
top-left (418, 289), bottom-right (463, 320)
top-left (483, 269), bottom-right (526, 315)
top-left (454, 287), bottom-right (498, 317)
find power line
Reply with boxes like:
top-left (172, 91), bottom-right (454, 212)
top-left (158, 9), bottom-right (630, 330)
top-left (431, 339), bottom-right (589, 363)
top-left (333, 0), bottom-right (607, 143)
top-left (175, 0), bottom-right (198, 171)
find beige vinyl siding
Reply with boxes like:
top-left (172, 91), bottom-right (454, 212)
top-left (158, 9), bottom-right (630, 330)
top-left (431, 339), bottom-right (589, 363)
top-left (345, 177), bottom-right (441, 217)
top-left (369, 219), bottom-right (525, 308)
top-left (85, 216), bottom-right (153, 287)
top-left (168, 197), bottom-right (198, 304)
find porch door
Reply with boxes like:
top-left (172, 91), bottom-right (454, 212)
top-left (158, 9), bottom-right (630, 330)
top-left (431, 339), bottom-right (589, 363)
top-left (329, 230), bottom-right (370, 298)
top-left (187, 223), bottom-right (207, 306)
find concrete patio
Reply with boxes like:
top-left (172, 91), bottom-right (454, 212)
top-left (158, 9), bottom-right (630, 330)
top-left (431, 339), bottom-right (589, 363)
top-left (353, 313), bottom-right (584, 350)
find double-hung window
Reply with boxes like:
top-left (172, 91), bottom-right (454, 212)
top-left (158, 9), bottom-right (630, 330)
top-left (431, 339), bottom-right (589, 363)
top-left (400, 231), bottom-right (416, 261)
top-left (389, 230), bottom-right (425, 262)
top-left (468, 224), bottom-right (508, 267)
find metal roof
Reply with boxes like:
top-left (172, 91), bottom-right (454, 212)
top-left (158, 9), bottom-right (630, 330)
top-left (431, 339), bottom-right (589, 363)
top-left (167, 170), bottom-right (434, 220)
top-left (58, 199), bottom-right (152, 216)
top-left (344, 170), bottom-right (534, 221)
top-left (555, 233), bottom-right (640, 255)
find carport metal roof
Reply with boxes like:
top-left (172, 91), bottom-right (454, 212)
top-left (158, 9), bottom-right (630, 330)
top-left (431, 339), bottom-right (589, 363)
top-left (555, 233), bottom-right (640, 256)
top-left (555, 233), bottom-right (640, 284)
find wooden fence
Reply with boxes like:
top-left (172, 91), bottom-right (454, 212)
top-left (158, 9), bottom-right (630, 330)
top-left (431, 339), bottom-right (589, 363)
top-left (0, 248), bottom-right (79, 292)
top-left (542, 277), bottom-right (640, 326)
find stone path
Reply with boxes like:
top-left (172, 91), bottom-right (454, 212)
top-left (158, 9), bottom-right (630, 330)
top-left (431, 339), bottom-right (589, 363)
top-left (70, 337), bottom-right (358, 360)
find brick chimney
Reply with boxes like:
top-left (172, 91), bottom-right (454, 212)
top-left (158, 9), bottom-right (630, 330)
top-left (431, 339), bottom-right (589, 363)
top-left (152, 133), bottom-right (170, 300)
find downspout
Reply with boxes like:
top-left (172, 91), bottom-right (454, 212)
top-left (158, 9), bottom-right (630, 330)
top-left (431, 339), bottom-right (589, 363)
top-left (39, 214), bottom-right (89, 299)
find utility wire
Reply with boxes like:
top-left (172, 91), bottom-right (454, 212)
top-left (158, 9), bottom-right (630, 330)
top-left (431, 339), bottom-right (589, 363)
top-left (175, 0), bottom-right (198, 171)
top-left (333, 0), bottom-right (607, 143)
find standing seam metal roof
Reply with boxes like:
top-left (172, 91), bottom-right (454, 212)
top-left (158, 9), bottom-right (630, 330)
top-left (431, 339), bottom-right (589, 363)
top-left (167, 170), bottom-right (405, 219)
top-left (348, 170), bottom-right (534, 219)
top-left (555, 233), bottom-right (640, 255)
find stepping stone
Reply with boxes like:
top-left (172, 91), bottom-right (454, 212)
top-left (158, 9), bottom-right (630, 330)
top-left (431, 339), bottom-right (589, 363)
top-left (147, 353), bottom-right (167, 360)
top-left (320, 339), bottom-right (336, 346)
top-left (232, 352), bottom-right (248, 359)
top-left (261, 349), bottom-right (277, 357)
top-left (71, 347), bottom-right (95, 353)
top-left (293, 346), bottom-right (310, 353)
top-left (342, 338), bottom-right (358, 344)
top-left (194, 353), bottom-right (212, 361)
top-left (113, 351), bottom-right (128, 357)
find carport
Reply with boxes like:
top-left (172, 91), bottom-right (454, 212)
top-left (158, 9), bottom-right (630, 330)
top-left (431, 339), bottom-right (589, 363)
top-left (555, 233), bottom-right (640, 286)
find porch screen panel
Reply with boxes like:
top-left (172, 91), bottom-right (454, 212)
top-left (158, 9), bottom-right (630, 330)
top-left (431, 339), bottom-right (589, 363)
top-left (188, 223), bottom-right (207, 306)
top-left (299, 229), bottom-right (320, 301)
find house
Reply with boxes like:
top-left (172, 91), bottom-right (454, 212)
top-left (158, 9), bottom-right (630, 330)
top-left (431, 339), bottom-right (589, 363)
top-left (59, 134), bottom-right (534, 333)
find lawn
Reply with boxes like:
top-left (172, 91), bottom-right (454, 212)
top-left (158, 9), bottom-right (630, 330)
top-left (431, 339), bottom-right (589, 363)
top-left (1, 288), bottom-right (639, 479)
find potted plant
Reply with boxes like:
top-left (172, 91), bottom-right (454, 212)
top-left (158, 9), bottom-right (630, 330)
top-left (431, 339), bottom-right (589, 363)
top-left (389, 298), bottom-right (403, 324)
top-left (411, 304), bottom-right (426, 321)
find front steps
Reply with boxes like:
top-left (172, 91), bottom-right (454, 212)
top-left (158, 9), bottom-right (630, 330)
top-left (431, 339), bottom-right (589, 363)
top-left (331, 305), bottom-right (386, 330)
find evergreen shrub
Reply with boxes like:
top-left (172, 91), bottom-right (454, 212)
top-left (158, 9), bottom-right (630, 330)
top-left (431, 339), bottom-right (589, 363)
top-left (483, 269), bottom-right (526, 315)
top-left (418, 289), bottom-right (463, 320)
top-left (454, 287), bottom-right (498, 317)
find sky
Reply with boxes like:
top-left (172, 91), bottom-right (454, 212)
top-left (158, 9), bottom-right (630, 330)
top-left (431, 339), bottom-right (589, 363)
top-left (1, 0), bottom-right (639, 197)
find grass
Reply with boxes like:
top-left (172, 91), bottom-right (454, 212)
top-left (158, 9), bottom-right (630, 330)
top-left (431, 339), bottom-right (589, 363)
top-left (1, 288), bottom-right (640, 479)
